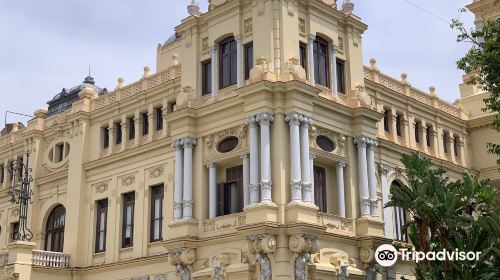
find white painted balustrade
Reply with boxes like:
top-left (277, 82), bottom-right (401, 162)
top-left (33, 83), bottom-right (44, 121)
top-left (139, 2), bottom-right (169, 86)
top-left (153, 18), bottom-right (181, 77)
top-left (32, 250), bottom-right (70, 268)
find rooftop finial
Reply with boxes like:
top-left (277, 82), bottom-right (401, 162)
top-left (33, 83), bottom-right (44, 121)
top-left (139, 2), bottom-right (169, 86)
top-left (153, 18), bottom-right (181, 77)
top-left (187, 1), bottom-right (201, 17)
top-left (342, 0), bottom-right (355, 14)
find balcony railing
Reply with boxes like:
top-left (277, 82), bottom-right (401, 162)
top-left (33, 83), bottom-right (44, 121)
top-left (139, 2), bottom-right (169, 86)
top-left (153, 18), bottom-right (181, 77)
top-left (32, 250), bottom-right (70, 268)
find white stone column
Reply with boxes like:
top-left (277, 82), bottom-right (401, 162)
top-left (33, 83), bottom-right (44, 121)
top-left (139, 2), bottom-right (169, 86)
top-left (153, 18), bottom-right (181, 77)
top-left (286, 112), bottom-right (302, 203)
top-left (307, 35), bottom-right (316, 86)
top-left (173, 140), bottom-right (184, 220)
top-left (300, 116), bottom-right (313, 203)
top-left (242, 154), bottom-right (250, 207)
top-left (107, 120), bottom-right (115, 155)
top-left (208, 163), bottom-right (217, 219)
top-left (181, 136), bottom-right (197, 219)
top-left (210, 46), bottom-right (218, 97)
top-left (379, 164), bottom-right (392, 239)
top-left (235, 35), bottom-right (243, 88)
top-left (257, 112), bottom-right (274, 203)
top-left (367, 138), bottom-right (379, 217)
top-left (310, 155), bottom-right (315, 205)
top-left (336, 162), bottom-right (346, 218)
top-left (354, 136), bottom-right (370, 217)
top-left (330, 44), bottom-right (338, 99)
top-left (246, 117), bottom-right (260, 205)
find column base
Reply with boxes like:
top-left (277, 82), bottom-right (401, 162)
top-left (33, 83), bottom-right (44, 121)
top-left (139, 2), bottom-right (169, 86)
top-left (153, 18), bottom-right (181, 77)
top-left (285, 202), bottom-right (318, 224)
top-left (168, 218), bottom-right (199, 238)
top-left (355, 217), bottom-right (385, 237)
top-left (244, 202), bottom-right (278, 224)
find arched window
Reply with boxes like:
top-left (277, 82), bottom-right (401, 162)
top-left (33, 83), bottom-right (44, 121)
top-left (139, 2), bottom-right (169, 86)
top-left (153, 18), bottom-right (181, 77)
top-left (313, 36), bottom-right (330, 87)
top-left (219, 37), bottom-right (237, 89)
top-left (390, 181), bottom-right (408, 242)
top-left (45, 205), bottom-right (66, 252)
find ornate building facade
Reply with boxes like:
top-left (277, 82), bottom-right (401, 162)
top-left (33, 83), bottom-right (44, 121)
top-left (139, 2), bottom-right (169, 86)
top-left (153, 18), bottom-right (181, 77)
top-left (0, 0), bottom-right (498, 280)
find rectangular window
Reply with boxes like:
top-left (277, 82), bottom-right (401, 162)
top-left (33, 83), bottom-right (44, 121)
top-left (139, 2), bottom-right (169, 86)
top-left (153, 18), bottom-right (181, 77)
top-left (0, 165), bottom-right (4, 184)
top-left (103, 127), bottom-right (110, 149)
top-left (244, 42), bottom-right (253, 80)
top-left (156, 107), bottom-right (163, 131)
top-left (454, 136), bottom-right (460, 157)
top-left (415, 121), bottom-right (421, 144)
top-left (128, 117), bottom-right (135, 140)
top-left (216, 166), bottom-right (243, 216)
top-left (167, 102), bottom-right (176, 113)
top-left (95, 199), bottom-right (108, 253)
top-left (142, 113), bottom-right (149, 135)
top-left (11, 222), bottom-right (19, 242)
top-left (426, 126), bottom-right (432, 148)
top-left (116, 122), bottom-right (122, 145)
top-left (55, 143), bottom-right (64, 163)
top-left (313, 37), bottom-right (330, 87)
top-left (396, 114), bottom-right (402, 137)
top-left (122, 192), bottom-right (135, 248)
top-left (383, 109), bottom-right (390, 132)
top-left (336, 59), bottom-right (345, 94)
top-left (443, 133), bottom-right (449, 154)
top-left (201, 60), bottom-right (212, 96)
top-left (314, 166), bottom-right (327, 213)
top-left (219, 37), bottom-right (237, 89)
top-left (9, 161), bottom-right (13, 181)
top-left (150, 185), bottom-right (164, 242)
top-left (299, 43), bottom-right (307, 75)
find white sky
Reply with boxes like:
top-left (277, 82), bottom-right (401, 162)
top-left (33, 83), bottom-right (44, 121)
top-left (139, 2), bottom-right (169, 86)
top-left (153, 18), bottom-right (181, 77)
top-left (0, 0), bottom-right (474, 126)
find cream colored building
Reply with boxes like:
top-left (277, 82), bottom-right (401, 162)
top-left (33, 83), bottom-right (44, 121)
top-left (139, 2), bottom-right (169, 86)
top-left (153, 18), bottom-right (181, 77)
top-left (0, 1), bottom-right (498, 280)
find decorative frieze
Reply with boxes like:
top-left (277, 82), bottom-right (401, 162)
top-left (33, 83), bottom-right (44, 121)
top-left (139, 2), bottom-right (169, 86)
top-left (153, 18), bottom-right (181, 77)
top-left (93, 181), bottom-right (109, 193)
top-left (202, 213), bottom-right (245, 234)
top-left (121, 175), bottom-right (135, 187)
top-left (149, 166), bottom-right (164, 179)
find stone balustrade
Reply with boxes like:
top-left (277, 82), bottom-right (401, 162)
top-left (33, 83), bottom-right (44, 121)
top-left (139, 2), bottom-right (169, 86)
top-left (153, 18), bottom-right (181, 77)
top-left (32, 250), bottom-right (70, 268)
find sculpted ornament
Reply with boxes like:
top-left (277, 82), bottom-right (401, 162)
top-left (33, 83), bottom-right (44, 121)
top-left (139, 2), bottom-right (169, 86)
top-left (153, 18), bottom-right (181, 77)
top-left (251, 253), bottom-right (272, 280)
top-left (249, 57), bottom-right (276, 83)
top-left (247, 235), bottom-right (276, 280)
top-left (295, 253), bottom-right (312, 280)
top-left (169, 248), bottom-right (195, 280)
top-left (212, 254), bottom-right (229, 280)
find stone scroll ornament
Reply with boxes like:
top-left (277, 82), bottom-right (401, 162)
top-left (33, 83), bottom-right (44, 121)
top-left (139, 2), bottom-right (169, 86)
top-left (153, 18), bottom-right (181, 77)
top-left (169, 248), bottom-right (196, 280)
top-left (247, 234), bottom-right (277, 280)
top-left (289, 234), bottom-right (320, 280)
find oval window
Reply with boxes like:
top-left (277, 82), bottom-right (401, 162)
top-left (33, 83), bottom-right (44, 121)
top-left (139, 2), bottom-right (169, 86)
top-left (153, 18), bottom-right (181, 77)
top-left (316, 136), bottom-right (335, 152)
top-left (218, 136), bottom-right (239, 153)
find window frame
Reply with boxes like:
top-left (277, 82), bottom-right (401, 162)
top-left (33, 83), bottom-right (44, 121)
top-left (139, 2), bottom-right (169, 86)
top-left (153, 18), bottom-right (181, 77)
top-left (122, 192), bottom-right (135, 248)
top-left (299, 42), bottom-right (308, 76)
top-left (336, 59), bottom-right (346, 94)
top-left (150, 185), bottom-right (164, 242)
top-left (414, 121), bottom-right (421, 144)
top-left (116, 122), bottom-right (122, 145)
top-left (156, 107), bottom-right (163, 131)
top-left (383, 109), bottom-right (390, 132)
top-left (216, 166), bottom-right (243, 217)
top-left (45, 205), bottom-right (66, 252)
top-left (201, 60), bottom-right (212, 96)
top-left (426, 126), bottom-right (432, 148)
top-left (219, 37), bottom-right (238, 89)
top-left (142, 113), bottom-right (149, 136)
top-left (244, 42), bottom-right (253, 80)
top-left (95, 199), bottom-right (108, 253)
top-left (128, 117), bottom-right (135, 140)
top-left (313, 37), bottom-right (330, 87)
top-left (102, 126), bottom-right (110, 149)
top-left (314, 166), bottom-right (327, 213)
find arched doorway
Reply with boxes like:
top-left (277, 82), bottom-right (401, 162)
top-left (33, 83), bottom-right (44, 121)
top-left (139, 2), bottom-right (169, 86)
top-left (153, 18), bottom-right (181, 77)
top-left (45, 205), bottom-right (66, 252)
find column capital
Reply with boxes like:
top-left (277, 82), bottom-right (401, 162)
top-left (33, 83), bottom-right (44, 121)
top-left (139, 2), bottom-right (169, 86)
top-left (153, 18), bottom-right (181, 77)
top-left (171, 139), bottom-right (183, 150)
top-left (330, 44), bottom-right (338, 53)
top-left (207, 163), bottom-right (216, 169)
top-left (301, 116), bottom-right (312, 128)
top-left (353, 136), bottom-right (368, 147)
top-left (309, 154), bottom-right (316, 160)
top-left (285, 112), bottom-right (303, 126)
top-left (234, 34), bottom-right (243, 42)
top-left (240, 153), bottom-right (249, 160)
top-left (180, 136), bottom-right (197, 148)
top-left (210, 45), bottom-right (218, 53)
top-left (307, 34), bottom-right (316, 43)
top-left (245, 116), bottom-right (259, 128)
top-left (366, 138), bottom-right (378, 150)
top-left (256, 112), bottom-right (274, 126)
top-left (379, 164), bottom-right (391, 175)
top-left (337, 162), bottom-right (346, 168)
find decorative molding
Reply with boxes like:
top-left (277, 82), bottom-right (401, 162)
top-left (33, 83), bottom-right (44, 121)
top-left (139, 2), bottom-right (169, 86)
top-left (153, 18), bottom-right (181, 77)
top-left (244, 18), bottom-right (253, 34)
top-left (149, 166), bottom-right (164, 179)
top-left (93, 181), bottom-right (109, 193)
top-left (121, 175), bottom-right (136, 187)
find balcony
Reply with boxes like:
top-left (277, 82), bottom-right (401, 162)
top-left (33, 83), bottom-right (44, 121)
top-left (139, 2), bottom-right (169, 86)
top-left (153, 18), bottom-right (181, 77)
top-left (32, 250), bottom-right (70, 268)
top-left (317, 212), bottom-right (355, 236)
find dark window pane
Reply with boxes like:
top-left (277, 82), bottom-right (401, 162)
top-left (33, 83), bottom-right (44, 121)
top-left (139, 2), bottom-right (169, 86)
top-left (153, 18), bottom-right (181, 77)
top-left (244, 43), bottom-right (253, 80)
top-left (103, 127), bottom-right (110, 149)
top-left (396, 114), bottom-right (402, 136)
top-left (45, 205), bottom-right (66, 252)
top-left (202, 60), bottom-right (212, 96)
top-left (415, 122), bottom-right (420, 143)
top-left (336, 59), bottom-right (345, 93)
top-left (217, 166), bottom-right (243, 216)
top-left (219, 37), bottom-right (237, 89)
top-left (95, 199), bottom-right (108, 253)
top-left (218, 136), bottom-right (239, 153)
top-left (128, 118), bottom-right (135, 140)
top-left (299, 43), bottom-right (307, 76)
top-left (316, 136), bottom-right (335, 152)
top-left (426, 127), bottom-right (432, 147)
top-left (122, 192), bottom-right (135, 248)
top-left (142, 113), bottom-right (149, 135)
top-left (156, 107), bottom-right (163, 131)
top-left (313, 37), bottom-right (329, 87)
top-left (314, 166), bottom-right (327, 212)
top-left (383, 110), bottom-right (390, 132)
top-left (116, 123), bottom-right (122, 145)
top-left (150, 185), bottom-right (164, 242)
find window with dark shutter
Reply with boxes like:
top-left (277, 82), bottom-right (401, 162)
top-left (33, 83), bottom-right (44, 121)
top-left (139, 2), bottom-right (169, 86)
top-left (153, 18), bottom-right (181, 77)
top-left (116, 122), bottom-right (122, 145)
top-left (142, 113), bottom-right (149, 135)
top-left (45, 205), bottom-right (65, 252)
top-left (443, 133), bottom-right (449, 154)
top-left (314, 166), bottom-right (327, 213)
top-left (299, 43), bottom-right (307, 75)
top-left (128, 117), bottom-right (135, 140)
top-left (95, 199), bottom-right (108, 253)
top-left (426, 126), bottom-right (432, 148)
top-left (156, 107), bottom-right (163, 131)
top-left (415, 121), bottom-right (421, 144)
top-left (216, 166), bottom-right (243, 216)
top-left (396, 114), bottom-right (402, 137)
top-left (313, 37), bottom-right (329, 87)
top-left (336, 59), bottom-right (345, 94)
top-left (201, 60), bottom-right (212, 96)
top-left (150, 185), bottom-right (164, 242)
top-left (122, 192), bottom-right (135, 248)
top-left (383, 109), bottom-right (390, 132)
top-left (103, 127), bottom-right (110, 149)
top-left (219, 37), bottom-right (237, 89)
top-left (244, 42), bottom-right (253, 80)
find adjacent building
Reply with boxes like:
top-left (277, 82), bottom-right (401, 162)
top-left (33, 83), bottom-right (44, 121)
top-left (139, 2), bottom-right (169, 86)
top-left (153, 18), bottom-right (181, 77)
top-left (0, 0), bottom-right (498, 279)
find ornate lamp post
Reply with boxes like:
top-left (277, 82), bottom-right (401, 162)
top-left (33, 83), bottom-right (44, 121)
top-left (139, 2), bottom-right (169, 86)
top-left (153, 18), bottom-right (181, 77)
top-left (7, 151), bottom-right (34, 241)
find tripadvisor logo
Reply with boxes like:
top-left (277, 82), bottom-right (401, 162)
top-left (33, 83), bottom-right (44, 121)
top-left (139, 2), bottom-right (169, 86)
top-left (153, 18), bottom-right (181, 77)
top-left (375, 244), bottom-right (482, 267)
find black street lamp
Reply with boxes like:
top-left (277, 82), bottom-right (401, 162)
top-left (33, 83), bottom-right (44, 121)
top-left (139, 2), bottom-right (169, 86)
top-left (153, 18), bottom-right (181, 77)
top-left (7, 151), bottom-right (34, 241)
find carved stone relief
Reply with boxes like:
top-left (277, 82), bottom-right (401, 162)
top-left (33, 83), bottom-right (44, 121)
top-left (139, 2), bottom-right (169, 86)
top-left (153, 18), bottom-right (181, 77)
top-left (149, 166), bottom-right (164, 179)
top-left (93, 181), bottom-right (109, 193)
top-left (121, 175), bottom-right (135, 187)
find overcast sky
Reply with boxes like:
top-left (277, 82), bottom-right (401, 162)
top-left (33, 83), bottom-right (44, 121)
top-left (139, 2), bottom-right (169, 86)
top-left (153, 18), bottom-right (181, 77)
top-left (0, 0), bottom-right (474, 126)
